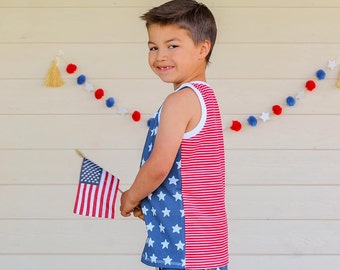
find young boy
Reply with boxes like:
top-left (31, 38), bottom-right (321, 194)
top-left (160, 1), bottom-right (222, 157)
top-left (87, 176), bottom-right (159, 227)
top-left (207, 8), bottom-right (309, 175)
top-left (120, 0), bottom-right (228, 269)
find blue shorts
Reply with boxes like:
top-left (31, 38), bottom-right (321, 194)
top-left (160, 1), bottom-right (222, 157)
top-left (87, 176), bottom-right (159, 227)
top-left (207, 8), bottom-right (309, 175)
top-left (158, 266), bottom-right (228, 270)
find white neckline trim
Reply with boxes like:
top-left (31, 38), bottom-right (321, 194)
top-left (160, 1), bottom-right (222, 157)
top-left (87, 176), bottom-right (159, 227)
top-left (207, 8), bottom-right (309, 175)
top-left (176, 82), bottom-right (207, 139)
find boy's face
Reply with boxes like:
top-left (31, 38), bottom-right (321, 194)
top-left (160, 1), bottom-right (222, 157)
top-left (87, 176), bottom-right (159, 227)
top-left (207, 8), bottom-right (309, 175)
top-left (147, 23), bottom-right (209, 89)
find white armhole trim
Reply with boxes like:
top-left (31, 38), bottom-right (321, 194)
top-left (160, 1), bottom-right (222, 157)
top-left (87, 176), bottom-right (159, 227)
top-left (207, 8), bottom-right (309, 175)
top-left (176, 83), bottom-right (207, 139)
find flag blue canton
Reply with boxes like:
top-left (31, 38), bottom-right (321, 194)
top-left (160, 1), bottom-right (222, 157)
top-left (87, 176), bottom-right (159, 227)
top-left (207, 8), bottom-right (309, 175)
top-left (80, 158), bottom-right (102, 185)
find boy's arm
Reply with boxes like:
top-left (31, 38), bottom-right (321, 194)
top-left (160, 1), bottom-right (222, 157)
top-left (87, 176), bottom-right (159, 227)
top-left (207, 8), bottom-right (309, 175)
top-left (120, 88), bottom-right (200, 217)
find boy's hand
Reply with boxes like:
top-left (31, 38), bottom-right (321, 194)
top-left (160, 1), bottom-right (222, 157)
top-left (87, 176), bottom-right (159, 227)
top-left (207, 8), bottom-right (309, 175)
top-left (133, 205), bottom-right (145, 221)
top-left (120, 190), bottom-right (138, 217)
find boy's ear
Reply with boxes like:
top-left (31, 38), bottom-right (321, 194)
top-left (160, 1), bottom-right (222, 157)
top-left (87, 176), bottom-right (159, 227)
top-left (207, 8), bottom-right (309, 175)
top-left (199, 40), bottom-right (211, 59)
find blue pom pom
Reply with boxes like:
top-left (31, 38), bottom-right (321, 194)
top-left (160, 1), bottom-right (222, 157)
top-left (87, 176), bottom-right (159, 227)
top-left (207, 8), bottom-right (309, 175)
top-left (286, 96), bottom-right (296, 106)
top-left (147, 117), bottom-right (156, 128)
top-left (106, 97), bottom-right (115, 108)
top-left (247, 116), bottom-right (258, 127)
top-left (316, 69), bottom-right (326, 80)
top-left (77, 75), bottom-right (86, 85)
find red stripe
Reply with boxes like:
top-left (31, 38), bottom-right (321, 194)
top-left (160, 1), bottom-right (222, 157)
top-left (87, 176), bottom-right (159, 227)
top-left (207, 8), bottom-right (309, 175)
top-left (79, 184), bottom-right (87, 215)
top-left (73, 182), bottom-right (82, 213)
top-left (181, 83), bottom-right (228, 268)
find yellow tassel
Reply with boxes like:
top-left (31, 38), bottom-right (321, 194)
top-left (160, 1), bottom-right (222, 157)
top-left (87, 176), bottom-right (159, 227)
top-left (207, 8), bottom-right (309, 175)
top-left (44, 59), bottom-right (64, 87)
top-left (337, 70), bottom-right (340, 89)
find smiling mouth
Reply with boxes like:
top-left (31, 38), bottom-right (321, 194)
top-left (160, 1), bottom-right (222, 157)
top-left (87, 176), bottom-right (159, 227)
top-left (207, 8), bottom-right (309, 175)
top-left (157, 66), bottom-right (174, 72)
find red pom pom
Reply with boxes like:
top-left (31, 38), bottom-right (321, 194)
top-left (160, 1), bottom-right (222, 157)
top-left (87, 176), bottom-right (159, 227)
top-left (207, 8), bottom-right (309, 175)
top-left (132, 110), bottom-right (141, 122)
top-left (94, 88), bottom-right (105, 100)
top-left (305, 80), bottom-right (316, 91)
top-left (66, 63), bottom-right (77, 74)
top-left (272, 105), bottom-right (283, 115)
top-left (230, 120), bottom-right (242, 132)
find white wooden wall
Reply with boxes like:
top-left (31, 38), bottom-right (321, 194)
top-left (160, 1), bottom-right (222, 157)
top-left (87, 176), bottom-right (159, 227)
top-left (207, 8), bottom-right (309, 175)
top-left (1, 1), bottom-right (339, 269)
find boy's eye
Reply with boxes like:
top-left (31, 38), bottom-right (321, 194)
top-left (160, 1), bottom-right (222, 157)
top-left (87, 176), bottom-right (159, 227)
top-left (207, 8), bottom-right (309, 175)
top-left (149, 47), bottom-right (158, 51)
top-left (169, 45), bottom-right (178, 49)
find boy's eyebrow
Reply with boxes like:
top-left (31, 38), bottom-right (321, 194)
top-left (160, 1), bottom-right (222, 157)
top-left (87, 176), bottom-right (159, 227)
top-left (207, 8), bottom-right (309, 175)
top-left (148, 38), bottom-right (181, 45)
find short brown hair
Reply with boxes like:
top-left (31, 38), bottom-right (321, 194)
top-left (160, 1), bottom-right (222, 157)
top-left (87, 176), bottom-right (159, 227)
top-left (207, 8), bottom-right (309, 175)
top-left (140, 0), bottom-right (217, 63)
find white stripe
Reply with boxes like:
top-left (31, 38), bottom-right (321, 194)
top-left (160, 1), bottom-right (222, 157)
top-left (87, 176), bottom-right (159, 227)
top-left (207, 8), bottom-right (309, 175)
top-left (102, 173), bottom-right (110, 217)
top-left (75, 184), bottom-right (84, 214)
top-left (95, 171), bottom-right (106, 217)
top-left (82, 184), bottom-right (90, 215)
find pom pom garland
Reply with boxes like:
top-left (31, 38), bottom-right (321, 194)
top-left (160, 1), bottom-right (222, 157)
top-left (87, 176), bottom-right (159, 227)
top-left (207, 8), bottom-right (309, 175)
top-left (229, 63), bottom-right (337, 132)
top-left (230, 120), bottom-right (242, 132)
top-left (106, 97), bottom-right (115, 108)
top-left (247, 116), bottom-right (258, 127)
top-left (77, 75), bottom-right (86, 85)
top-left (286, 96), bottom-right (296, 107)
top-left (316, 69), bottom-right (326, 80)
top-left (46, 54), bottom-right (339, 132)
top-left (272, 105), bottom-right (283, 115)
top-left (147, 117), bottom-right (156, 128)
top-left (132, 111), bottom-right (142, 122)
top-left (94, 88), bottom-right (105, 100)
top-left (305, 80), bottom-right (316, 91)
top-left (66, 63), bottom-right (77, 74)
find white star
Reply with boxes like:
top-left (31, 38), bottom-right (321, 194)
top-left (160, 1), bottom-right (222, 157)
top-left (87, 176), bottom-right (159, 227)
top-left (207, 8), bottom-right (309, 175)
top-left (141, 159), bottom-right (146, 166)
top-left (146, 222), bottom-right (154, 232)
top-left (162, 207), bottom-right (171, 217)
top-left (163, 256), bottom-right (172, 265)
top-left (168, 175), bottom-right (179, 185)
top-left (181, 259), bottom-right (186, 267)
top-left (150, 254), bottom-right (157, 263)
top-left (157, 191), bottom-right (166, 201)
top-left (151, 127), bottom-right (158, 136)
top-left (142, 205), bottom-right (149, 215)
top-left (180, 209), bottom-right (185, 217)
top-left (327, 59), bottom-right (337, 70)
top-left (172, 224), bottom-right (182, 234)
top-left (118, 107), bottom-right (127, 115)
top-left (147, 237), bottom-right (155, 247)
top-left (84, 82), bottom-right (94, 92)
top-left (173, 192), bottom-right (182, 201)
top-left (259, 112), bottom-right (270, 122)
top-left (148, 143), bottom-right (153, 152)
top-left (159, 223), bottom-right (165, 233)
top-left (161, 239), bottom-right (169, 249)
top-left (296, 91), bottom-right (305, 99)
top-left (176, 160), bottom-right (181, 169)
top-left (151, 207), bottom-right (157, 216)
top-left (175, 240), bottom-right (185, 250)
top-left (148, 193), bottom-right (152, 200)
top-left (144, 252), bottom-right (148, 260)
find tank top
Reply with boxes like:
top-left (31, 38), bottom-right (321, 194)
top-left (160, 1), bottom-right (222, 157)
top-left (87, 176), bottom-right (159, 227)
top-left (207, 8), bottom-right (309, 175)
top-left (140, 81), bottom-right (228, 269)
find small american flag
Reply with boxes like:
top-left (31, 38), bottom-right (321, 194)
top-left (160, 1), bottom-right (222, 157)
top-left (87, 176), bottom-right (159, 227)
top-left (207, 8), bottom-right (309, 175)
top-left (73, 157), bottom-right (120, 219)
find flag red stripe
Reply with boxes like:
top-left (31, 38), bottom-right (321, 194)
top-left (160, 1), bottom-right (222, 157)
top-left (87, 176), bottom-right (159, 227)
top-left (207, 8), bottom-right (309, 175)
top-left (73, 182), bottom-right (82, 214)
top-left (79, 184), bottom-right (87, 215)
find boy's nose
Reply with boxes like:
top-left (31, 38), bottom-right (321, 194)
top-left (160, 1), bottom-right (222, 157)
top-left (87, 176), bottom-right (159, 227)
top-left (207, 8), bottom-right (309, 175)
top-left (156, 49), bottom-right (167, 61)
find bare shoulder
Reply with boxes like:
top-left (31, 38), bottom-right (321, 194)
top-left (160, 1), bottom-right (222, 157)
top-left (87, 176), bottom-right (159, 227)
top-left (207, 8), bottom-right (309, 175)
top-left (163, 87), bottom-right (199, 112)
top-left (161, 87), bottom-right (201, 133)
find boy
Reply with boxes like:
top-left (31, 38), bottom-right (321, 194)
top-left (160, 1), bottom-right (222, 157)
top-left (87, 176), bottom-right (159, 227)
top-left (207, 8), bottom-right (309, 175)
top-left (120, 1), bottom-right (228, 269)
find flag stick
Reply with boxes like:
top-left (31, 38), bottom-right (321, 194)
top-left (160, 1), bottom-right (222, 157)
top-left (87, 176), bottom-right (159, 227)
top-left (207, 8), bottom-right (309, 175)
top-left (75, 149), bottom-right (124, 193)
